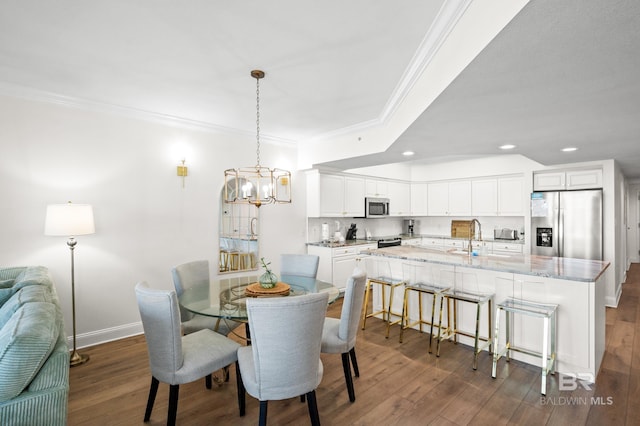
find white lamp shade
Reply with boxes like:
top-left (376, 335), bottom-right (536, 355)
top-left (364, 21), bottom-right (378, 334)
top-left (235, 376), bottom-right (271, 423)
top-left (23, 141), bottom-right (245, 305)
top-left (45, 203), bottom-right (95, 236)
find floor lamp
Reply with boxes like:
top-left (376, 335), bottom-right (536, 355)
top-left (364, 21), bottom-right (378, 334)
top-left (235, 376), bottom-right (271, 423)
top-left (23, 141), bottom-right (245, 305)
top-left (45, 202), bottom-right (95, 367)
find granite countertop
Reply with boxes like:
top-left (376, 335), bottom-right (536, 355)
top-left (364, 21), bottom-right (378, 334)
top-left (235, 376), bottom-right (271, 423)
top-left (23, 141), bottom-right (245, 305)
top-left (306, 239), bottom-right (378, 248)
top-left (360, 245), bottom-right (609, 282)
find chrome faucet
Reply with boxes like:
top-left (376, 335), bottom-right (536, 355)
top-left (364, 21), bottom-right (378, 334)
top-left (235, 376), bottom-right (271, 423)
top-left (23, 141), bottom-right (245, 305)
top-left (469, 219), bottom-right (482, 256)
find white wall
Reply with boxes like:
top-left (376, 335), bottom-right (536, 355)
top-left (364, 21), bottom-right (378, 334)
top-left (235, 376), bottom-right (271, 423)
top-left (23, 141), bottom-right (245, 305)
top-left (0, 94), bottom-right (306, 348)
top-left (627, 184), bottom-right (640, 265)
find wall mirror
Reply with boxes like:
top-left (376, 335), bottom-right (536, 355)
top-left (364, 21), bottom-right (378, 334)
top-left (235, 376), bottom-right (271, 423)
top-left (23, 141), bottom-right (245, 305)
top-left (219, 178), bottom-right (259, 273)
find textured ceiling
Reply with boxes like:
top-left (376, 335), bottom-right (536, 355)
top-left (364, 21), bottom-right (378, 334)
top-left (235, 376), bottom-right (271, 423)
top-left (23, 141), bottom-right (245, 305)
top-left (1, 0), bottom-right (639, 178)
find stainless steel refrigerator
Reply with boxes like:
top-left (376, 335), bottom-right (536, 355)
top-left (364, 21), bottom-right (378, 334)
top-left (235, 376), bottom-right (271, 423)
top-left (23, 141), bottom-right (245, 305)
top-left (530, 189), bottom-right (603, 260)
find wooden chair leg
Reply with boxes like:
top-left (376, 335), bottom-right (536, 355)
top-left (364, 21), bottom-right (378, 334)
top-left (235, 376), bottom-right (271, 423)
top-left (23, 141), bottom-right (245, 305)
top-left (342, 352), bottom-right (356, 402)
top-left (259, 400), bottom-right (268, 426)
top-left (306, 390), bottom-right (321, 426)
top-left (236, 362), bottom-right (245, 417)
top-left (168, 384), bottom-right (179, 426)
top-left (349, 347), bottom-right (360, 377)
top-left (144, 377), bottom-right (159, 422)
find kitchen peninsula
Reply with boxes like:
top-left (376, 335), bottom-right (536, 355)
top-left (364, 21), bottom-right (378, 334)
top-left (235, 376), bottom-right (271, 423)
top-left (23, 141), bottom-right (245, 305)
top-left (360, 245), bottom-right (610, 381)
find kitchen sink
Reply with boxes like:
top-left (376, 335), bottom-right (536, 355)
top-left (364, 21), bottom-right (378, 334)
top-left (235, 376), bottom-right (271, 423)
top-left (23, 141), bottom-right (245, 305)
top-left (448, 250), bottom-right (470, 255)
top-left (446, 249), bottom-right (511, 258)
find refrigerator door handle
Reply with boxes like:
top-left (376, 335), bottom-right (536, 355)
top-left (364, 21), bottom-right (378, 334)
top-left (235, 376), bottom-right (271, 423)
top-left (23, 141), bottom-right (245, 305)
top-left (558, 207), bottom-right (564, 257)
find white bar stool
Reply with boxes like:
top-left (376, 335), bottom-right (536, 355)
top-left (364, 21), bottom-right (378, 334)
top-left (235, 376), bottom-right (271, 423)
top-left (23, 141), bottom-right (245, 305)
top-left (436, 271), bottom-right (494, 370)
top-left (491, 298), bottom-right (558, 395)
top-left (399, 263), bottom-right (450, 353)
top-left (361, 257), bottom-right (405, 338)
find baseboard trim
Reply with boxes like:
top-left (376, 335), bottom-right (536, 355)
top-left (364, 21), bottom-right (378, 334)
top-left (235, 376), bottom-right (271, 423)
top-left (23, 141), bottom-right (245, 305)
top-left (68, 322), bottom-right (144, 350)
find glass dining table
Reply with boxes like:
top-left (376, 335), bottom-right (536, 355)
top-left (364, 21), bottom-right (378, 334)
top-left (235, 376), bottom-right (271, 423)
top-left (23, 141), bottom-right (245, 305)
top-left (178, 275), bottom-right (340, 339)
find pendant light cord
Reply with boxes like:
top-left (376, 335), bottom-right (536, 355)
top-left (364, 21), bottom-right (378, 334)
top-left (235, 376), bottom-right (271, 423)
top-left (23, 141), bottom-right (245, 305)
top-left (256, 75), bottom-right (261, 168)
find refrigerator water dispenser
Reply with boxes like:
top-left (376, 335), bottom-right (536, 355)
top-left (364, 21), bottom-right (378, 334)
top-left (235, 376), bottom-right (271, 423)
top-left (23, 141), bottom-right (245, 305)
top-left (536, 227), bottom-right (553, 247)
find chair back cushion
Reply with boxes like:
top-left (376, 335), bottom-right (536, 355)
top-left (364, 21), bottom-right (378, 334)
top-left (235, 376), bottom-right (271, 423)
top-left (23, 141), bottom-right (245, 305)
top-left (339, 268), bottom-right (367, 344)
top-left (246, 292), bottom-right (328, 400)
top-left (135, 282), bottom-right (183, 382)
top-left (171, 260), bottom-right (209, 321)
top-left (280, 254), bottom-right (319, 292)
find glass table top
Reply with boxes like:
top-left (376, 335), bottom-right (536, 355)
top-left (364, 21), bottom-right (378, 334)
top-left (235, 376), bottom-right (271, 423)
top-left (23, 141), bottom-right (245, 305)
top-left (178, 275), bottom-right (340, 321)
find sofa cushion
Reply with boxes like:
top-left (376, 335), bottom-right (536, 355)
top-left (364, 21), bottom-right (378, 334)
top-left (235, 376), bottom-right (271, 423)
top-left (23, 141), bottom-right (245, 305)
top-left (0, 267), bottom-right (26, 281)
top-left (0, 286), bottom-right (54, 325)
top-left (0, 280), bottom-right (15, 305)
top-left (0, 302), bottom-right (59, 402)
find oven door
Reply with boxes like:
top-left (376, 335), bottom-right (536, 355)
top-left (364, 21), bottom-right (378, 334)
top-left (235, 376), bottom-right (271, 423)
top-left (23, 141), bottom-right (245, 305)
top-left (377, 238), bottom-right (402, 248)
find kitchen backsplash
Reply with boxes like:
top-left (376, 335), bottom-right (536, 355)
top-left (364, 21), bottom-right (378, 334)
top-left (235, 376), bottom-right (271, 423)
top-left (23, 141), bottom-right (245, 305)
top-left (307, 216), bottom-right (525, 242)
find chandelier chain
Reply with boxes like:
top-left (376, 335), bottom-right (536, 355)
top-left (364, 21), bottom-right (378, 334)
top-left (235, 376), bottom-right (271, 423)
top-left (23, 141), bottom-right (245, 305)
top-left (256, 76), bottom-right (260, 168)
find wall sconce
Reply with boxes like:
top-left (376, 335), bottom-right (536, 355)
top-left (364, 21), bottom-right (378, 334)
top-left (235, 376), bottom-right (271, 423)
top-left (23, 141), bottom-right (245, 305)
top-left (177, 159), bottom-right (188, 188)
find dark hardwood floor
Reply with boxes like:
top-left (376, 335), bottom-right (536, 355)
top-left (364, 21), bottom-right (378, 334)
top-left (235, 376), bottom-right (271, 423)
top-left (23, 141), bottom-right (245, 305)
top-left (68, 264), bottom-right (640, 425)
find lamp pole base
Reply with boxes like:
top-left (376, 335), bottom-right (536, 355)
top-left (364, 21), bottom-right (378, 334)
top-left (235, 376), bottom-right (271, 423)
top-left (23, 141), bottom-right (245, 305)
top-left (70, 350), bottom-right (90, 367)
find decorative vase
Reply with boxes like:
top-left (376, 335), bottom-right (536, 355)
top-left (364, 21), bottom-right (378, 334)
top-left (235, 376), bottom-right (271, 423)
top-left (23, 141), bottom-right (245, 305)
top-left (259, 271), bottom-right (278, 289)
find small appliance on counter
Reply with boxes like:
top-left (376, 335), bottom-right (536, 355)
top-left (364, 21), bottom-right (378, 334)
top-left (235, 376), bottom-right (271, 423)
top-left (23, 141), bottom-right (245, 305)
top-left (404, 219), bottom-right (416, 235)
top-left (494, 228), bottom-right (519, 240)
top-left (345, 223), bottom-right (358, 240)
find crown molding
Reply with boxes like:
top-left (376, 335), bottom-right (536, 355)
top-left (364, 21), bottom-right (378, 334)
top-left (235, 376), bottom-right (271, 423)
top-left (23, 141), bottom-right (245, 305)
top-left (0, 81), bottom-right (296, 146)
top-left (308, 0), bottom-right (473, 142)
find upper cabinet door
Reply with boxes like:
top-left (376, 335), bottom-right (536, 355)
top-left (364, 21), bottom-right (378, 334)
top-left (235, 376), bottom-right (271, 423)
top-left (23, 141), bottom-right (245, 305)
top-left (533, 172), bottom-right (565, 191)
top-left (427, 180), bottom-right (471, 216)
top-left (448, 180), bottom-right (471, 216)
top-left (410, 183), bottom-right (428, 216)
top-left (471, 178), bottom-right (498, 216)
top-left (365, 179), bottom-right (388, 197)
top-left (319, 174), bottom-right (346, 217)
top-left (388, 181), bottom-right (410, 216)
top-left (427, 181), bottom-right (449, 215)
top-left (497, 176), bottom-right (524, 215)
top-left (343, 176), bottom-right (366, 217)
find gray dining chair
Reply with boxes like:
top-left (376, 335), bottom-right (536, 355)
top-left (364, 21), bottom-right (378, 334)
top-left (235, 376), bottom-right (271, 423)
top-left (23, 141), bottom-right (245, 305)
top-left (172, 260), bottom-right (242, 336)
top-left (280, 254), bottom-right (320, 292)
top-left (134, 282), bottom-right (241, 426)
top-left (321, 268), bottom-right (367, 402)
top-left (237, 292), bottom-right (329, 426)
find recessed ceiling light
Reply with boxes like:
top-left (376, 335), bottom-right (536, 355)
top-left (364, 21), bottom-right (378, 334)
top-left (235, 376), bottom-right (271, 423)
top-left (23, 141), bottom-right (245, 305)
top-left (562, 147), bottom-right (578, 152)
top-left (402, 151), bottom-right (415, 156)
top-left (499, 144), bottom-right (516, 150)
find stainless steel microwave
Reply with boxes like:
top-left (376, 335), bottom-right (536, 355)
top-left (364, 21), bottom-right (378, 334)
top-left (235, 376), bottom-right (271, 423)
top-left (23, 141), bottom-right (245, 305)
top-left (365, 197), bottom-right (390, 218)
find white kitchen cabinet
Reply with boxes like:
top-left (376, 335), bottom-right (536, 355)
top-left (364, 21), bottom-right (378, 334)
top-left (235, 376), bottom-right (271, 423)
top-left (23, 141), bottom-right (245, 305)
top-left (410, 183), bottom-right (428, 216)
top-left (306, 171), bottom-right (365, 217)
top-left (428, 180), bottom-right (471, 216)
top-left (420, 237), bottom-right (444, 250)
top-left (443, 238), bottom-right (467, 250)
top-left (365, 179), bottom-right (388, 198)
top-left (497, 176), bottom-right (525, 215)
top-left (307, 243), bottom-right (376, 290)
top-left (491, 242), bottom-right (523, 254)
top-left (471, 178), bottom-right (498, 216)
top-left (534, 168), bottom-right (602, 191)
top-left (472, 175), bottom-right (524, 216)
top-left (401, 237), bottom-right (421, 246)
top-left (388, 181), bottom-right (411, 216)
top-left (566, 169), bottom-right (603, 190)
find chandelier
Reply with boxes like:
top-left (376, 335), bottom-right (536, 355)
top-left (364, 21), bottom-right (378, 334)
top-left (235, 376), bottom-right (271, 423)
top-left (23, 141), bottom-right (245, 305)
top-left (224, 70), bottom-right (292, 208)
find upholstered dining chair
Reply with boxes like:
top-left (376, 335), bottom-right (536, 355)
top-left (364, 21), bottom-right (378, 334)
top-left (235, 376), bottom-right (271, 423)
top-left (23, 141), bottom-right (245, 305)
top-left (280, 254), bottom-right (320, 292)
top-left (321, 268), bottom-right (367, 403)
top-left (172, 260), bottom-right (242, 336)
top-left (237, 292), bottom-right (329, 426)
top-left (134, 282), bottom-right (242, 426)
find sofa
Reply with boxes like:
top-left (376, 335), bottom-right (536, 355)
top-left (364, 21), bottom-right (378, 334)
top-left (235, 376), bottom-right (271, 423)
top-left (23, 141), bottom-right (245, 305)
top-left (0, 266), bottom-right (69, 426)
